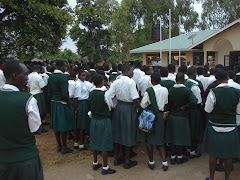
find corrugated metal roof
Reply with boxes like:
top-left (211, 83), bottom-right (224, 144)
top-left (130, 29), bottom-right (219, 53)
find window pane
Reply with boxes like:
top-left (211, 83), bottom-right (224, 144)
top-left (146, 54), bottom-right (160, 64)
top-left (193, 52), bottom-right (204, 65)
top-left (168, 53), bottom-right (186, 65)
top-left (207, 52), bottom-right (215, 66)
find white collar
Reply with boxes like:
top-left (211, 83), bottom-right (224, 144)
top-left (168, 73), bottom-right (175, 76)
top-left (94, 87), bottom-right (106, 91)
top-left (31, 72), bottom-right (38, 74)
top-left (64, 72), bottom-right (70, 75)
top-left (90, 69), bottom-right (96, 72)
top-left (216, 83), bottom-right (230, 88)
top-left (236, 72), bottom-right (240, 75)
top-left (134, 68), bottom-right (141, 72)
top-left (228, 79), bottom-right (234, 83)
top-left (173, 84), bottom-right (186, 88)
top-left (161, 77), bottom-right (169, 81)
top-left (54, 69), bottom-right (63, 74)
top-left (112, 72), bottom-right (118, 75)
top-left (1, 84), bottom-right (19, 91)
top-left (121, 75), bottom-right (130, 80)
top-left (198, 75), bottom-right (204, 77)
top-left (187, 79), bottom-right (199, 85)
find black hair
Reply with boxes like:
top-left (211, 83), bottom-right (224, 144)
top-left (49, 66), bottom-right (56, 73)
top-left (215, 64), bottom-right (224, 70)
top-left (186, 67), bottom-right (197, 77)
top-left (93, 74), bottom-right (103, 86)
top-left (196, 67), bottom-right (204, 75)
top-left (0, 60), bottom-right (4, 67)
top-left (86, 72), bottom-right (91, 81)
top-left (103, 63), bottom-right (110, 71)
top-left (153, 69), bottom-right (160, 74)
top-left (112, 63), bottom-right (118, 71)
top-left (160, 67), bottom-right (168, 77)
top-left (79, 69), bottom-right (86, 75)
top-left (109, 75), bottom-right (116, 82)
top-left (210, 68), bottom-right (215, 75)
top-left (151, 72), bottom-right (161, 84)
top-left (56, 60), bottom-right (66, 68)
top-left (121, 65), bottom-right (131, 74)
top-left (168, 64), bottom-right (176, 73)
top-left (204, 64), bottom-right (209, 70)
top-left (235, 65), bottom-right (240, 73)
top-left (215, 69), bottom-right (228, 81)
top-left (179, 65), bottom-right (187, 74)
top-left (227, 70), bottom-right (235, 80)
top-left (142, 66), bottom-right (150, 74)
top-left (32, 65), bottom-right (40, 71)
top-left (88, 62), bottom-right (95, 69)
top-left (223, 66), bottom-right (229, 71)
top-left (133, 60), bottom-right (142, 68)
top-left (3, 60), bottom-right (23, 79)
top-left (97, 70), bottom-right (105, 76)
top-left (118, 64), bottom-right (123, 71)
top-left (103, 75), bottom-right (108, 82)
top-left (70, 71), bottom-right (77, 79)
top-left (176, 72), bottom-right (185, 83)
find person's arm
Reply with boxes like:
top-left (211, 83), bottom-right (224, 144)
top-left (140, 91), bottom-right (150, 109)
top-left (27, 97), bottom-right (42, 134)
top-left (191, 85), bottom-right (202, 104)
top-left (105, 81), bottom-right (117, 108)
top-left (38, 75), bottom-right (46, 90)
top-left (204, 90), bottom-right (215, 113)
top-left (187, 88), bottom-right (198, 108)
top-left (61, 76), bottom-right (69, 103)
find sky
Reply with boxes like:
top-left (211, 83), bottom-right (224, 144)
top-left (61, 0), bottom-right (203, 53)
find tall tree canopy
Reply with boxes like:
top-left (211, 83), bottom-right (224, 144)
top-left (0, 0), bottom-right (72, 59)
top-left (199, 0), bottom-right (240, 29)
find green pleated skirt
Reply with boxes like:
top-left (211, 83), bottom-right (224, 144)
top-left (202, 125), bottom-right (240, 158)
top-left (51, 101), bottom-right (76, 132)
top-left (0, 155), bottom-right (43, 180)
top-left (188, 108), bottom-right (203, 142)
top-left (165, 114), bottom-right (191, 146)
top-left (112, 101), bottom-right (137, 147)
top-left (90, 118), bottom-right (113, 151)
top-left (76, 100), bottom-right (90, 130)
top-left (33, 93), bottom-right (46, 116)
top-left (137, 112), bottom-right (164, 146)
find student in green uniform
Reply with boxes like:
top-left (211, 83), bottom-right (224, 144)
top-left (159, 67), bottom-right (175, 90)
top-left (0, 60), bottom-right (43, 180)
top-left (166, 72), bottom-right (198, 165)
top-left (203, 70), bottom-right (240, 180)
top-left (184, 67), bottom-right (202, 158)
top-left (138, 72), bottom-right (169, 171)
top-left (88, 74), bottom-right (116, 175)
top-left (48, 60), bottom-right (75, 154)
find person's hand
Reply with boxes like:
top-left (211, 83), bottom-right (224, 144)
top-left (111, 105), bottom-right (116, 109)
top-left (180, 105), bottom-right (187, 110)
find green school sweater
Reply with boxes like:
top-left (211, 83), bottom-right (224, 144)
top-left (88, 90), bottom-right (110, 119)
top-left (48, 73), bottom-right (69, 102)
top-left (0, 91), bottom-right (39, 163)
top-left (160, 80), bottom-right (175, 91)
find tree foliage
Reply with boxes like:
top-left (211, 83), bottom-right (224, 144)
top-left (199, 0), bottom-right (240, 29)
top-left (0, 0), bottom-right (72, 59)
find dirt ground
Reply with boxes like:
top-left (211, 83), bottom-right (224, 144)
top-left (37, 125), bottom-right (240, 180)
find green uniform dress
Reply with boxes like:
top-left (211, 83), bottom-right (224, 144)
top-left (76, 100), bottom-right (91, 130)
top-left (137, 87), bottom-right (165, 146)
top-left (88, 89), bottom-right (113, 151)
top-left (48, 71), bottom-right (75, 132)
top-left (159, 79), bottom-right (175, 91)
top-left (0, 90), bottom-right (43, 180)
top-left (184, 80), bottom-right (203, 142)
top-left (166, 85), bottom-right (198, 146)
top-left (33, 92), bottom-right (46, 116)
top-left (203, 86), bottom-right (240, 158)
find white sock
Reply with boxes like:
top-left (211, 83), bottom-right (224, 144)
top-left (171, 155), bottom-right (176, 159)
top-left (162, 161), bottom-right (168, 166)
top-left (103, 166), bottom-right (109, 170)
top-left (79, 144), bottom-right (84, 149)
top-left (177, 155), bottom-right (183, 159)
top-left (93, 161), bottom-right (98, 165)
top-left (190, 150), bottom-right (196, 155)
top-left (74, 142), bottom-right (78, 146)
top-left (149, 161), bottom-right (155, 165)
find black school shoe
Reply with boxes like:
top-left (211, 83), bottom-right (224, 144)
top-left (148, 163), bottom-right (155, 170)
top-left (101, 168), bottom-right (116, 175)
top-left (130, 151), bottom-right (137, 158)
top-left (123, 160), bottom-right (138, 169)
top-left (61, 148), bottom-right (74, 154)
top-left (114, 158), bottom-right (124, 166)
top-left (93, 163), bottom-right (102, 170)
top-left (162, 165), bottom-right (168, 171)
top-left (177, 157), bottom-right (188, 164)
top-left (57, 146), bottom-right (62, 152)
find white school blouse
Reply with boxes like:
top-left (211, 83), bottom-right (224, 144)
top-left (68, 80), bottom-right (76, 98)
top-left (0, 69), bottom-right (6, 88)
top-left (140, 84), bottom-right (168, 111)
top-left (1, 84), bottom-right (42, 133)
top-left (138, 75), bottom-right (152, 96)
top-left (74, 79), bottom-right (90, 100)
top-left (105, 75), bottom-right (139, 107)
top-left (132, 68), bottom-right (145, 85)
top-left (167, 73), bottom-right (176, 82)
top-left (187, 79), bottom-right (202, 104)
top-left (27, 72), bottom-right (46, 95)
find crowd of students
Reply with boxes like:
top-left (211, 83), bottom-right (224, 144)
top-left (0, 59), bottom-right (240, 180)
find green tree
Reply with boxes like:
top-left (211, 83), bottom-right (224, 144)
top-left (0, 0), bottom-right (72, 59)
top-left (199, 0), bottom-right (240, 29)
top-left (70, 0), bottom-right (117, 62)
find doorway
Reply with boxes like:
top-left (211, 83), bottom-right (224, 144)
top-left (230, 51), bottom-right (240, 70)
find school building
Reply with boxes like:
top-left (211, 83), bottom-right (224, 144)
top-left (130, 19), bottom-right (240, 70)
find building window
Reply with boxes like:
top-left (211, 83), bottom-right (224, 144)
top-left (193, 52), bottom-right (204, 65)
top-left (146, 54), bottom-right (160, 64)
top-left (168, 53), bottom-right (186, 65)
top-left (207, 52), bottom-right (215, 66)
